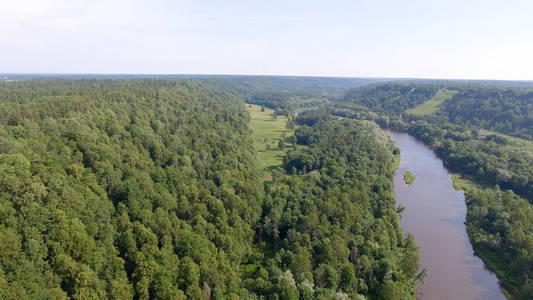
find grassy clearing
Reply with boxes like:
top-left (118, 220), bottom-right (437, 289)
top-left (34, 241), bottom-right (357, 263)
top-left (451, 174), bottom-right (473, 190)
top-left (247, 104), bottom-right (292, 178)
top-left (406, 89), bottom-right (459, 115)
top-left (451, 173), bottom-right (497, 195)
top-left (477, 129), bottom-right (533, 167)
top-left (479, 129), bottom-right (533, 149)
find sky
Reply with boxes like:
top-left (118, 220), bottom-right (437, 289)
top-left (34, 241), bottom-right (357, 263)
top-left (1, 0), bottom-right (532, 80)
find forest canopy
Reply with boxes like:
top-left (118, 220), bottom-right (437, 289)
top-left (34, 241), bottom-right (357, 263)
top-left (0, 79), bottom-right (419, 299)
top-left (0, 79), bottom-right (263, 299)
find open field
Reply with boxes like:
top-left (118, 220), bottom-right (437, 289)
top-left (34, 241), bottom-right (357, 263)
top-left (479, 129), bottom-right (533, 149)
top-left (247, 104), bottom-right (292, 178)
top-left (406, 89), bottom-right (459, 115)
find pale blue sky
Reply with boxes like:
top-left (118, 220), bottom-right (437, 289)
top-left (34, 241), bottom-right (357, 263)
top-left (1, 0), bottom-right (532, 80)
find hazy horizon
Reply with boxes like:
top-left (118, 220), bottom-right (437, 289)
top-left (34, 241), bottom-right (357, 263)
top-left (3, 73), bottom-right (533, 83)
top-left (2, 0), bottom-right (533, 81)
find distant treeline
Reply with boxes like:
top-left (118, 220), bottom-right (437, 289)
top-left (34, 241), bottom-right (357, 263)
top-left (342, 81), bottom-right (533, 140)
top-left (343, 82), bottom-right (440, 112)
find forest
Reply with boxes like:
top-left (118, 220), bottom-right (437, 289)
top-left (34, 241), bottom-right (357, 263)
top-left (338, 81), bottom-right (533, 298)
top-left (216, 76), bottom-right (384, 116)
top-left (0, 79), bottom-right (420, 299)
top-left (246, 115), bottom-right (421, 299)
top-left (3, 76), bottom-right (532, 299)
top-left (342, 82), bottom-right (440, 113)
top-left (341, 81), bottom-right (533, 140)
top-left (441, 87), bottom-right (533, 140)
top-left (0, 79), bottom-right (265, 299)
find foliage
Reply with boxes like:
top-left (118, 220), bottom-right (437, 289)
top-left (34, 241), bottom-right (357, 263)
top-left (403, 171), bottom-right (415, 185)
top-left (403, 121), bottom-right (533, 203)
top-left (441, 87), bottom-right (533, 140)
top-left (252, 118), bottom-right (420, 299)
top-left (215, 76), bottom-right (382, 115)
top-left (0, 79), bottom-right (262, 299)
top-left (452, 176), bottom-right (533, 298)
top-left (330, 102), bottom-right (379, 121)
top-left (0, 79), bottom-right (421, 299)
top-left (294, 109), bottom-right (332, 126)
top-left (343, 82), bottom-right (440, 113)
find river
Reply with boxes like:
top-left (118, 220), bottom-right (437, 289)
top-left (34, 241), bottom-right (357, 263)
top-left (386, 130), bottom-right (506, 300)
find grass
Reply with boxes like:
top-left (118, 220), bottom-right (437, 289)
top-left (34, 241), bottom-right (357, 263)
top-left (476, 129), bottom-right (533, 168)
top-left (406, 89), bottom-right (459, 115)
top-left (247, 104), bottom-right (292, 179)
top-left (451, 174), bottom-right (476, 190)
top-left (451, 173), bottom-right (492, 195)
top-left (478, 129), bottom-right (533, 149)
top-left (392, 152), bottom-right (400, 171)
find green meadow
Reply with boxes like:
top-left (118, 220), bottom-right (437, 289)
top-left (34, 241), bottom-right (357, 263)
top-left (247, 104), bottom-right (292, 178)
top-left (406, 89), bottom-right (459, 115)
top-left (479, 129), bottom-right (533, 150)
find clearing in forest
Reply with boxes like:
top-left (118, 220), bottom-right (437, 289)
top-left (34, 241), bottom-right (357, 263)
top-left (406, 89), bottom-right (459, 115)
top-left (478, 129), bottom-right (533, 153)
top-left (247, 104), bottom-right (292, 178)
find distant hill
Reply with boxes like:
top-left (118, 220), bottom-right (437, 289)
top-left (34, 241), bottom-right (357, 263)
top-left (341, 80), bottom-right (533, 140)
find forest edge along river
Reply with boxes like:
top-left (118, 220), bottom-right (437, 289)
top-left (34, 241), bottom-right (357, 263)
top-left (386, 129), bottom-right (506, 300)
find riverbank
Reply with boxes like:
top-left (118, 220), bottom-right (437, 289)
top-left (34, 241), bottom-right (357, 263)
top-left (451, 174), bottom-right (521, 299)
top-left (387, 129), bottom-right (506, 299)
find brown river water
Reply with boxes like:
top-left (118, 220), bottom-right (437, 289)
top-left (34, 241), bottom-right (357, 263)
top-left (386, 130), bottom-right (506, 300)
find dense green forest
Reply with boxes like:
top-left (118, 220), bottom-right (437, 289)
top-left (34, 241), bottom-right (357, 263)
top-left (342, 82), bottom-right (440, 113)
top-left (0, 79), bottom-right (419, 299)
top-left (247, 115), bottom-right (421, 299)
top-left (440, 87), bottom-right (533, 140)
top-left (4, 76), bottom-right (531, 298)
top-left (206, 76), bottom-right (386, 115)
top-left (211, 76), bottom-right (380, 96)
top-left (0, 79), bottom-right (265, 299)
top-left (405, 122), bottom-right (533, 201)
